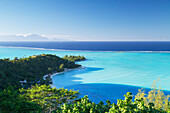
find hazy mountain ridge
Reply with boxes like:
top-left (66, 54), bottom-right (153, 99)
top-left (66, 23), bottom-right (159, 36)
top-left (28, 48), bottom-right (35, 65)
top-left (0, 34), bottom-right (70, 41)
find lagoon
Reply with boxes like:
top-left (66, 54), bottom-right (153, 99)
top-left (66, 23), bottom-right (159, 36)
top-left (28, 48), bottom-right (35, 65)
top-left (0, 47), bottom-right (170, 103)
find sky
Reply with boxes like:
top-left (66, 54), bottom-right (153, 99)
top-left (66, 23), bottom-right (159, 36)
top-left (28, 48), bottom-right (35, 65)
top-left (0, 0), bottom-right (170, 41)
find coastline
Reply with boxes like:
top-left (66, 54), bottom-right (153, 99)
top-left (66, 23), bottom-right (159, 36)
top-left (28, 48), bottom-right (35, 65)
top-left (48, 66), bottom-right (85, 79)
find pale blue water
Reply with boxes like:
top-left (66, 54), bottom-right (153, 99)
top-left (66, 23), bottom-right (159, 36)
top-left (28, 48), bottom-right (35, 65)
top-left (0, 47), bottom-right (170, 103)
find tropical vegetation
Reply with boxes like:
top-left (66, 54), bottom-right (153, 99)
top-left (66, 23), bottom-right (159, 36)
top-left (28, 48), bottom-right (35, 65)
top-left (56, 92), bottom-right (169, 113)
top-left (135, 80), bottom-right (170, 111)
top-left (63, 55), bottom-right (86, 62)
top-left (1, 84), bottom-right (169, 113)
top-left (0, 54), bottom-right (82, 91)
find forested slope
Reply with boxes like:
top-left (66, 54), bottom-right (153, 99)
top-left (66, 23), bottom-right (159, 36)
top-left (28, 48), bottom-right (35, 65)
top-left (0, 54), bottom-right (82, 90)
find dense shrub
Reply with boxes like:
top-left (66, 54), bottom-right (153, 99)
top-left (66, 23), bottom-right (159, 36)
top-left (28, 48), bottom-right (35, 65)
top-left (135, 80), bottom-right (170, 111)
top-left (20, 84), bottom-right (79, 112)
top-left (0, 86), bottom-right (41, 113)
top-left (63, 55), bottom-right (86, 62)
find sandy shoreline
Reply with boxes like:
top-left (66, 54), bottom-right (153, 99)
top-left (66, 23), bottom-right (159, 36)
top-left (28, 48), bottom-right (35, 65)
top-left (49, 66), bottom-right (85, 78)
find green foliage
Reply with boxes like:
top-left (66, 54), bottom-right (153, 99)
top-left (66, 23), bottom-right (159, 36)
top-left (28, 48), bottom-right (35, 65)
top-left (59, 64), bottom-right (65, 71)
top-left (55, 92), bottom-right (169, 113)
top-left (20, 84), bottom-right (79, 112)
top-left (135, 80), bottom-right (170, 111)
top-left (0, 54), bottom-right (82, 90)
top-left (0, 86), bottom-right (41, 113)
top-left (1, 85), bottom-right (169, 113)
top-left (63, 55), bottom-right (86, 62)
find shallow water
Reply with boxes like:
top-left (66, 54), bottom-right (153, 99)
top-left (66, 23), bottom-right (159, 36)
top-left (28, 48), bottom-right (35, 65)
top-left (0, 47), bottom-right (170, 103)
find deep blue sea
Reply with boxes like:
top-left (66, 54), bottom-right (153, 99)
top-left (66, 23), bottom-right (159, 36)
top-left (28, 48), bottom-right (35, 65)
top-left (1, 41), bottom-right (170, 51)
top-left (0, 41), bottom-right (170, 103)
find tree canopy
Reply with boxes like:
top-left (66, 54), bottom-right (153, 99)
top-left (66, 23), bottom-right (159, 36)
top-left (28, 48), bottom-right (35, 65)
top-left (63, 55), bottom-right (86, 62)
top-left (19, 84), bottom-right (79, 112)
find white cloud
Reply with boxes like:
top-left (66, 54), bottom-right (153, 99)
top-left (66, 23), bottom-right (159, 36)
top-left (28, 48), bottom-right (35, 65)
top-left (16, 33), bottom-right (33, 37)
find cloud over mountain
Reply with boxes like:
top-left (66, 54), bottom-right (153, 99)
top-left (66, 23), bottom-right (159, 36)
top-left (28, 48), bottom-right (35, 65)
top-left (0, 34), bottom-right (71, 41)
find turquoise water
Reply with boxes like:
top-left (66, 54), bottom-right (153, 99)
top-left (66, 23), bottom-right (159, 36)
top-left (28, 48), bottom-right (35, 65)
top-left (0, 47), bottom-right (170, 103)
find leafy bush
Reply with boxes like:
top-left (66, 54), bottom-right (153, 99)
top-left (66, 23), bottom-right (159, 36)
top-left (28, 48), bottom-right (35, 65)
top-left (0, 86), bottom-right (41, 113)
top-left (20, 84), bottom-right (79, 112)
top-left (135, 80), bottom-right (170, 111)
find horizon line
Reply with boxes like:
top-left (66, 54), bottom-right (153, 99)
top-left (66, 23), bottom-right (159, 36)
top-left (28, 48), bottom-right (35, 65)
top-left (1, 40), bottom-right (170, 42)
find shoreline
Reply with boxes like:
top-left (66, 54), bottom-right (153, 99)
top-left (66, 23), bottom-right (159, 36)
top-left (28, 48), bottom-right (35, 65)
top-left (46, 66), bottom-right (85, 79)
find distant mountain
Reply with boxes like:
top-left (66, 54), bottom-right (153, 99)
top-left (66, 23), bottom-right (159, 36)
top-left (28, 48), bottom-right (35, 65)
top-left (0, 34), bottom-right (70, 41)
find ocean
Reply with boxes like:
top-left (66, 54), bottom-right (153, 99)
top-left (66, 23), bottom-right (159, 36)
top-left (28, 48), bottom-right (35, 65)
top-left (1, 41), bottom-right (170, 51)
top-left (0, 41), bottom-right (170, 103)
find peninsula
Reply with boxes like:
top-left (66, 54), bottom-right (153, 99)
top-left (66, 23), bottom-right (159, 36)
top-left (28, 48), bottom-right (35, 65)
top-left (0, 54), bottom-right (86, 91)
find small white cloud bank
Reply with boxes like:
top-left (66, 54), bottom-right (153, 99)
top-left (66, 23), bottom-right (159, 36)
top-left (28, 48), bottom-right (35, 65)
top-left (0, 34), bottom-right (72, 41)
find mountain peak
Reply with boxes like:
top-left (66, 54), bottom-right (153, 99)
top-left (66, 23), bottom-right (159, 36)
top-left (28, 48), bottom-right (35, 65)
top-left (0, 34), bottom-right (70, 41)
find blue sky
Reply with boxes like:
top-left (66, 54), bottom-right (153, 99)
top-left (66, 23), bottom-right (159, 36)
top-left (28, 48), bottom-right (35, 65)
top-left (0, 0), bottom-right (169, 41)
